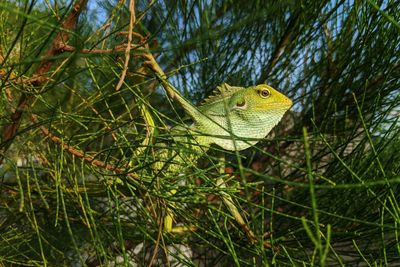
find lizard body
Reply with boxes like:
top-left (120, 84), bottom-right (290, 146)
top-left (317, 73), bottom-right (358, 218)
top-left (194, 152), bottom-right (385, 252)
top-left (152, 73), bottom-right (292, 241)
top-left (150, 58), bottom-right (293, 151)
top-left (156, 83), bottom-right (292, 174)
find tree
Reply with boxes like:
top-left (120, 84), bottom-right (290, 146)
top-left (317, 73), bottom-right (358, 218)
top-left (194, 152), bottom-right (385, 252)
top-left (1, 0), bottom-right (399, 265)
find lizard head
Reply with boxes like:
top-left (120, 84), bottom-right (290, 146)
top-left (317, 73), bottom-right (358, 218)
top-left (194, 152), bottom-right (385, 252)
top-left (196, 83), bottom-right (292, 151)
top-left (229, 84), bottom-right (292, 113)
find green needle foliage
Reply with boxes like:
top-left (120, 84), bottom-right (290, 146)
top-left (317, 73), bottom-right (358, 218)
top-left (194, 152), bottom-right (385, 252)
top-left (0, 0), bottom-right (399, 266)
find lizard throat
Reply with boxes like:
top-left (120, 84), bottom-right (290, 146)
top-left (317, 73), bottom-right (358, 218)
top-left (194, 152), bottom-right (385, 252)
top-left (195, 109), bottom-right (287, 151)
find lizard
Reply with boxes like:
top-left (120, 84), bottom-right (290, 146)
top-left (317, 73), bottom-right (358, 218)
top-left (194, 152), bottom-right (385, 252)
top-left (148, 58), bottom-right (292, 152)
top-left (144, 56), bottom-right (293, 243)
top-left (151, 77), bottom-right (292, 243)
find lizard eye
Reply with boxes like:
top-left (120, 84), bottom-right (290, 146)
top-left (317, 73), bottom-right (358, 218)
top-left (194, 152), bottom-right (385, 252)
top-left (236, 99), bottom-right (246, 108)
top-left (259, 89), bottom-right (271, 98)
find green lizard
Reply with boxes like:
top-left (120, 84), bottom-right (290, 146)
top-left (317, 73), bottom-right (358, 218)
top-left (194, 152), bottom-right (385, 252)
top-left (184, 82), bottom-right (292, 151)
top-left (146, 59), bottom-right (292, 243)
top-left (151, 74), bottom-right (292, 242)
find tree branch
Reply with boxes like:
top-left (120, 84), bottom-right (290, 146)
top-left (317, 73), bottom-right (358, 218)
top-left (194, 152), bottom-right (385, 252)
top-left (0, 0), bottom-right (88, 163)
top-left (115, 0), bottom-right (136, 91)
top-left (30, 114), bottom-right (138, 180)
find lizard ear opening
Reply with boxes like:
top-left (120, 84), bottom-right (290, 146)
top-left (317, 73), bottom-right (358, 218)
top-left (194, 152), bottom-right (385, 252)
top-left (235, 99), bottom-right (246, 108)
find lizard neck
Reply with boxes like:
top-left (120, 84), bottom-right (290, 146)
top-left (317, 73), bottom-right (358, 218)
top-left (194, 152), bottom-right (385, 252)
top-left (192, 108), bottom-right (287, 151)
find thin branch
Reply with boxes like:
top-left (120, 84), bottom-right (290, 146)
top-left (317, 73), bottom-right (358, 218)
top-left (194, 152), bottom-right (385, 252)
top-left (56, 39), bottom-right (147, 54)
top-left (60, 43), bottom-right (128, 54)
top-left (30, 114), bottom-right (138, 180)
top-left (0, 53), bottom-right (14, 104)
top-left (34, 0), bottom-right (88, 78)
top-left (0, 0), bottom-right (88, 163)
top-left (136, 44), bottom-right (202, 120)
top-left (115, 0), bottom-right (136, 91)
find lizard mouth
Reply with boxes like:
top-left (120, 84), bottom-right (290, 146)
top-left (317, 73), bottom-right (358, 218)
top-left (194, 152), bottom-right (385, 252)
top-left (275, 95), bottom-right (293, 110)
top-left (256, 97), bottom-right (293, 111)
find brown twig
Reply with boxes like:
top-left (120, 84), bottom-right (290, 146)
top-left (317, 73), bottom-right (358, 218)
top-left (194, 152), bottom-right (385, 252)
top-left (55, 39), bottom-right (148, 55)
top-left (30, 114), bottom-right (138, 180)
top-left (60, 43), bottom-right (127, 54)
top-left (0, 0), bottom-right (88, 163)
top-left (115, 0), bottom-right (136, 91)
